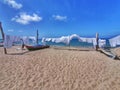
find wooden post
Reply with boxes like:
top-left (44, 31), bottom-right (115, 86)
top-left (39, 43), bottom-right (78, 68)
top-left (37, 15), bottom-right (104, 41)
top-left (68, 35), bottom-right (70, 49)
top-left (96, 33), bottom-right (99, 51)
top-left (0, 22), bottom-right (7, 54)
top-left (36, 30), bottom-right (39, 44)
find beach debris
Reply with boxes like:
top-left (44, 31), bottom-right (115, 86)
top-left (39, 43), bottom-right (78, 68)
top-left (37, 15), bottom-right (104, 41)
top-left (99, 48), bottom-right (119, 60)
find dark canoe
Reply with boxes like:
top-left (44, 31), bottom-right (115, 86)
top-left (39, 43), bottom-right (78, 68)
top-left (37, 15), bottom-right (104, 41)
top-left (25, 45), bottom-right (50, 51)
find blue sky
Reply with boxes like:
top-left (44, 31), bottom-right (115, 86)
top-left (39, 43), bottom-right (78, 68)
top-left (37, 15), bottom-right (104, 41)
top-left (0, 0), bottom-right (120, 38)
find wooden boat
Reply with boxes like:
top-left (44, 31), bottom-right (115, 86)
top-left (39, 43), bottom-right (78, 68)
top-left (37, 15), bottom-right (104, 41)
top-left (25, 44), bottom-right (50, 51)
top-left (25, 30), bottom-right (50, 51)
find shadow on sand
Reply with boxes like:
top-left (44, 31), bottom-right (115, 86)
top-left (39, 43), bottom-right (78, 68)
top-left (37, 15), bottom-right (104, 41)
top-left (6, 51), bottom-right (29, 55)
top-left (53, 47), bottom-right (95, 51)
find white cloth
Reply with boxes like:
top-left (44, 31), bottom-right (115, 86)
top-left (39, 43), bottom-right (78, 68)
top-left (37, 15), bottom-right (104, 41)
top-left (21, 36), bottom-right (29, 45)
top-left (4, 35), bottom-right (14, 48)
top-left (109, 35), bottom-right (120, 47)
top-left (13, 36), bottom-right (21, 42)
top-left (99, 39), bottom-right (106, 48)
top-left (29, 36), bottom-right (36, 41)
top-left (21, 36), bottom-right (37, 45)
top-left (80, 37), bottom-right (106, 48)
top-left (42, 35), bottom-right (106, 47)
top-left (4, 35), bottom-right (38, 48)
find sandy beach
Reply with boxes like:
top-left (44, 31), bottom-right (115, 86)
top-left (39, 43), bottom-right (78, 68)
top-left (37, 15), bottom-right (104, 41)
top-left (0, 46), bottom-right (120, 90)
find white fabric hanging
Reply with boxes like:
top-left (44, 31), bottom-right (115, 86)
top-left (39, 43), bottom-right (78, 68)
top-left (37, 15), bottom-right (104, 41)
top-left (42, 34), bottom-right (106, 48)
top-left (109, 35), bottom-right (120, 47)
top-left (4, 35), bottom-right (14, 48)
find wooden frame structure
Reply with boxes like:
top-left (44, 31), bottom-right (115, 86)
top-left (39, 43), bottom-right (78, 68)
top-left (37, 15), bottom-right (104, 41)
top-left (0, 22), bottom-right (7, 54)
top-left (36, 30), bottom-right (39, 44)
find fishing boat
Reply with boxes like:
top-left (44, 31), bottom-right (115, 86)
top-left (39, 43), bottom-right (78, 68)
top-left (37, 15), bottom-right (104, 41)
top-left (25, 44), bottom-right (50, 51)
top-left (25, 30), bottom-right (50, 51)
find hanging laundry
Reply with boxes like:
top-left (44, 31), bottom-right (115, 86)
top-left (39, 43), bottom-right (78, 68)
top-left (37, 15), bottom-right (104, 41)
top-left (109, 35), bottom-right (120, 47)
top-left (4, 35), bottom-right (14, 48)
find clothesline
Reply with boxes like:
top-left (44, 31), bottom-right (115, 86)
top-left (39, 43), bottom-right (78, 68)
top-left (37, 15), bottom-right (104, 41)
top-left (42, 35), bottom-right (106, 48)
top-left (4, 35), bottom-right (36, 48)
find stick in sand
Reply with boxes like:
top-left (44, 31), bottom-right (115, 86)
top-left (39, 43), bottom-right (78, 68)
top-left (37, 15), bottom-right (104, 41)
top-left (96, 33), bottom-right (99, 51)
top-left (0, 22), bottom-right (7, 54)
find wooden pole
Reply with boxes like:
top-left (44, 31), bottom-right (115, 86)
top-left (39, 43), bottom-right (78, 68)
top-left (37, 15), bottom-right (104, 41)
top-left (68, 35), bottom-right (70, 49)
top-left (96, 33), bottom-right (99, 51)
top-left (0, 22), bottom-right (7, 54)
top-left (36, 30), bottom-right (39, 44)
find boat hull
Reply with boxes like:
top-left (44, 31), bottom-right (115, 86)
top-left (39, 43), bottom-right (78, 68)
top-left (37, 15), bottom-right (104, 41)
top-left (25, 45), bottom-right (50, 51)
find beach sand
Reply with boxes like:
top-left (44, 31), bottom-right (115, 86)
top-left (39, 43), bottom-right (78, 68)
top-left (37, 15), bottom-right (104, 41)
top-left (0, 46), bottom-right (120, 90)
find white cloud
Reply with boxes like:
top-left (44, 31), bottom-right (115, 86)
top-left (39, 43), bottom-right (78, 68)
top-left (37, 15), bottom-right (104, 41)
top-left (52, 15), bottom-right (67, 21)
top-left (12, 12), bottom-right (42, 25)
top-left (8, 29), bottom-right (14, 32)
top-left (4, 0), bottom-right (22, 9)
